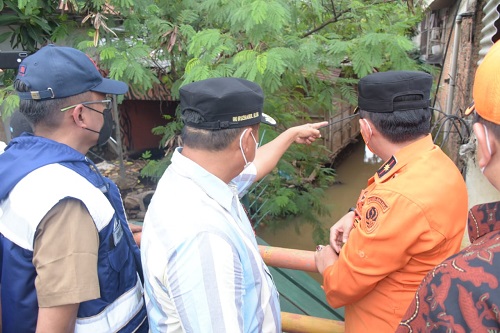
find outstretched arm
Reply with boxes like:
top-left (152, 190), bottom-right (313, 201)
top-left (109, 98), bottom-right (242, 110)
top-left (254, 121), bottom-right (327, 181)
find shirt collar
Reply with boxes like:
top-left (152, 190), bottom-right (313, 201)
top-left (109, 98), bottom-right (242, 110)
top-left (468, 201), bottom-right (500, 243)
top-left (375, 134), bottom-right (435, 181)
top-left (171, 147), bottom-right (234, 213)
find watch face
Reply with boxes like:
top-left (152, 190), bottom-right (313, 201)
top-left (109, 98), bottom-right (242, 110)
top-left (0, 51), bottom-right (30, 70)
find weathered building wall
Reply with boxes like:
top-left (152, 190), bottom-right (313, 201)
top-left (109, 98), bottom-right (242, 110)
top-left (322, 100), bottom-right (360, 162)
top-left (429, 0), bottom-right (500, 248)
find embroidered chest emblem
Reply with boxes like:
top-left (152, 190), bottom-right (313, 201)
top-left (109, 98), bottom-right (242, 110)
top-left (364, 206), bottom-right (379, 233)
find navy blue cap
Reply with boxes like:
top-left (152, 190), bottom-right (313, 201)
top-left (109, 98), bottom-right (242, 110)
top-left (180, 77), bottom-right (276, 130)
top-left (16, 44), bottom-right (128, 100)
top-left (358, 71), bottom-right (432, 113)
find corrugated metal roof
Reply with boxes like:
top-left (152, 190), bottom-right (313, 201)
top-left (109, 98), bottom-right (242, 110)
top-left (478, 0), bottom-right (500, 63)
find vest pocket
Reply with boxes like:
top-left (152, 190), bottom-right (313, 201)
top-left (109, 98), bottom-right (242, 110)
top-left (109, 239), bottom-right (129, 272)
top-left (99, 239), bottom-right (133, 301)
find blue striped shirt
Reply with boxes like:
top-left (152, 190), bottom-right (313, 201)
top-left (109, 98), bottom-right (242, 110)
top-left (141, 148), bottom-right (281, 333)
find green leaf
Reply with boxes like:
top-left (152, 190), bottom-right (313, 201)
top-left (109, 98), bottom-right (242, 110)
top-left (274, 195), bottom-right (290, 208)
top-left (0, 14), bottom-right (21, 26)
top-left (250, 0), bottom-right (268, 25)
top-left (185, 58), bottom-right (200, 73)
top-left (187, 29), bottom-right (221, 57)
top-left (256, 53), bottom-right (267, 74)
top-left (0, 31), bottom-right (11, 44)
top-left (351, 47), bottom-right (373, 78)
top-left (100, 47), bottom-right (117, 60)
top-left (234, 50), bottom-right (257, 64)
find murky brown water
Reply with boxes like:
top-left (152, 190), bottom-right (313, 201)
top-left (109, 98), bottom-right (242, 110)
top-left (256, 139), bottom-right (381, 282)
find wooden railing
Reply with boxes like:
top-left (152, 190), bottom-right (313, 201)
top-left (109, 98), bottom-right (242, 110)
top-left (258, 245), bottom-right (346, 333)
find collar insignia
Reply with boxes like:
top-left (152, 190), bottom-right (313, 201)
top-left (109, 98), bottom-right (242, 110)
top-left (377, 156), bottom-right (397, 178)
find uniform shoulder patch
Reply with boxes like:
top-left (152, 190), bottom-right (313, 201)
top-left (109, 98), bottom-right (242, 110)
top-left (366, 196), bottom-right (390, 213)
top-left (377, 156), bottom-right (397, 178)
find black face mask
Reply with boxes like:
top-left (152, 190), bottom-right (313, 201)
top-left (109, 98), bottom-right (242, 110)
top-left (85, 107), bottom-right (116, 146)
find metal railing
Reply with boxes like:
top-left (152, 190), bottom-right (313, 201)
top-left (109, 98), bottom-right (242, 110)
top-left (281, 312), bottom-right (345, 333)
top-left (258, 245), bottom-right (345, 333)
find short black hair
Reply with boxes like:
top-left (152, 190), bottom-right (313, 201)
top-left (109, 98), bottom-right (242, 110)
top-left (181, 109), bottom-right (258, 151)
top-left (14, 79), bottom-right (88, 128)
top-left (359, 95), bottom-right (431, 143)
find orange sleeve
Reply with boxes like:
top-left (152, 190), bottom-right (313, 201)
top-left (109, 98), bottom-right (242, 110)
top-left (323, 190), bottom-right (439, 308)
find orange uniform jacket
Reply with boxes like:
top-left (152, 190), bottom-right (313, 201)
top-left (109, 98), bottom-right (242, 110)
top-left (322, 135), bottom-right (468, 332)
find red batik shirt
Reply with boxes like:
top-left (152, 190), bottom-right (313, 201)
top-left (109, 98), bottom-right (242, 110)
top-left (397, 201), bottom-right (500, 333)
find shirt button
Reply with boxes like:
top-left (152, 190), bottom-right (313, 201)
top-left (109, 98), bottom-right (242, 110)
top-left (359, 250), bottom-right (365, 258)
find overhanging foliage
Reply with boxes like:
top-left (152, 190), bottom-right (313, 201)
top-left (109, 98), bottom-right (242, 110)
top-left (0, 0), bottom-right (429, 243)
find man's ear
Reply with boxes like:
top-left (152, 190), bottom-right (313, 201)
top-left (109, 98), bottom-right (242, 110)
top-left (473, 122), bottom-right (494, 168)
top-left (359, 118), bottom-right (372, 139)
top-left (241, 127), bottom-right (254, 152)
top-left (70, 104), bottom-right (87, 129)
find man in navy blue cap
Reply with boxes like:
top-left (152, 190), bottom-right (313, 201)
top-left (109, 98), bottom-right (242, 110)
top-left (0, 45), bottom-right (148, 333)
top-left (141, 77), bottom-right (326, 333)
top-left (315, 71), bottom-right (468, 332)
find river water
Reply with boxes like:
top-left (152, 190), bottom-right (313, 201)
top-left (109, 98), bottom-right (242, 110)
top-left (256, 138), bottom-right (381, 282)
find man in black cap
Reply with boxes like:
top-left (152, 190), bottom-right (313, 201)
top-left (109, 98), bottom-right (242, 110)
top-left (315, 71), bottom-right (468, 332)
top-left (0, 44), bottom-right (148, 333)
top-left (141, 77), bottom-right (326, 332)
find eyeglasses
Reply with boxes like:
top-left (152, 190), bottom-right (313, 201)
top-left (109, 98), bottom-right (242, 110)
top-left (60, 99), bottom-right (112, 112)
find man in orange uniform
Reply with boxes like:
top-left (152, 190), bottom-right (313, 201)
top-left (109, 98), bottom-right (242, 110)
top-left (315, 70), bottom-right (468, 332)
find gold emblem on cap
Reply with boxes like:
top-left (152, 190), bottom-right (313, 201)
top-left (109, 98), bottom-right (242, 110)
top-left (233, 112), bottom-right (259, 122)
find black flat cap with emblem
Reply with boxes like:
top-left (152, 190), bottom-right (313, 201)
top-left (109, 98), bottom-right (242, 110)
top-left (180, 77), bottom-right (277, 130)
top-left (357, 71), bottom-right (432, 113)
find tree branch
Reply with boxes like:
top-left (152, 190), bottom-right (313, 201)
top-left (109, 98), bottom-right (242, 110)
top-left (301, 8), bottom-right (350, 38)
top-left (330, 0), bottom-right (337, 18)
top-left (301, 0), bottom-right (405, 38)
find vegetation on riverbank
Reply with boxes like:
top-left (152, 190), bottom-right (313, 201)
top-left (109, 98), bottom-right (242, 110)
top-left (0, 0), bottom-right (430, 243)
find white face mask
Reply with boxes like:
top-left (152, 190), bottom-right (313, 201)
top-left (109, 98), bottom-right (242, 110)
top-left (239, 128), bottom-right (259, 166)
top-left (361, 118), bottom-right (374, 154)
top-left (481, 124), bottom-right (492, 174)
